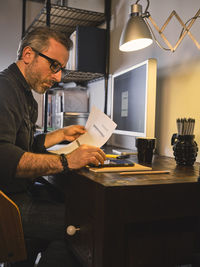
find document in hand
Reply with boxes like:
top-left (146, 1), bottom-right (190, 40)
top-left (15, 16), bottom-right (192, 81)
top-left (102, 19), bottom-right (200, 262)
top-left (50, 106), bottom-right (117, 155)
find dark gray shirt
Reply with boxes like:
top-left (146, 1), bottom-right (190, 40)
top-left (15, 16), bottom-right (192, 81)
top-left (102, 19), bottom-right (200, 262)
top-left (0, 63), bottom-right (46, 194)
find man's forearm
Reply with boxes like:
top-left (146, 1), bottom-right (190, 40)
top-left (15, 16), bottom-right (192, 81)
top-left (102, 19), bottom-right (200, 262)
top-left (44, 128), bottom-right (64, 148)
top-left (16, 152), bottom-right (63, 178)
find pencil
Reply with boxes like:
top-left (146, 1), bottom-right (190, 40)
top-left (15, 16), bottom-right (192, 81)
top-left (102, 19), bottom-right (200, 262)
top-left (76, 139), bottom-right (81, 147)
top-left (106, 154), bottom-right (119, 158)
top-left (119, 170), bottom-right (170, 175)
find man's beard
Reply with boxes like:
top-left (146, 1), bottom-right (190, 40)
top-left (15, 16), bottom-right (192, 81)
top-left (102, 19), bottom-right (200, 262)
top-left (25, 61), bottom-right (54, 94)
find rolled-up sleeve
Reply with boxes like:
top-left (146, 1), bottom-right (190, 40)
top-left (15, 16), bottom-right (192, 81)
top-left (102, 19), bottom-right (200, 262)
top-left (0, 143), bottom-right (25, 184)
top-left (0, 78), bottom-right (26, 184)
top-left (32, 132), bottom-right (47, 153)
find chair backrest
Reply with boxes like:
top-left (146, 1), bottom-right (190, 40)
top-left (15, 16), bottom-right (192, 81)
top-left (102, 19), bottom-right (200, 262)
top-left (0, 190), bottom-right (27, 263)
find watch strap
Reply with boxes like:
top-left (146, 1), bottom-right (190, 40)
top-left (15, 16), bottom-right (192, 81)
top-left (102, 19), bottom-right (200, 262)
top-left (60, 153), bottom-right (69, 173)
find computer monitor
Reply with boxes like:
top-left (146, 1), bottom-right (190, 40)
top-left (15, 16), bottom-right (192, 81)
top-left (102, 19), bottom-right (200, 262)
top-left (108, 58), bottom-right (157, 151)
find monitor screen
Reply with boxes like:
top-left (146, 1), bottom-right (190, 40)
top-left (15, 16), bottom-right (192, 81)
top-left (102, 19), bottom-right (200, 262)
top-left (109, 59), bottom-right (157, 150)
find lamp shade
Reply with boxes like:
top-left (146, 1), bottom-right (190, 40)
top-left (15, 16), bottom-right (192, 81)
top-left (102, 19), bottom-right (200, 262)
top-left (119, 15), bottom-right (153, 52)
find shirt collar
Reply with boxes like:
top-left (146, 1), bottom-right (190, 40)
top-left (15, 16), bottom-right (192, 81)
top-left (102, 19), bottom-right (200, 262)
top-left (8, 63), bottom-right (31, 94)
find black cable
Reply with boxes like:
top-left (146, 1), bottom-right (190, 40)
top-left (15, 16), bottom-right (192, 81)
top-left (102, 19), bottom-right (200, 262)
top-left (179, 15), bottom-right (200, 38)
top-left (135, 0), bottom-right (150, 14)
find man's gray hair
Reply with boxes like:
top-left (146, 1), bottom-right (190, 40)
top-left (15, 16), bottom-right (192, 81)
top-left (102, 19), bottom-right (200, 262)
top-left (17, 26), bottom-right (73, 60)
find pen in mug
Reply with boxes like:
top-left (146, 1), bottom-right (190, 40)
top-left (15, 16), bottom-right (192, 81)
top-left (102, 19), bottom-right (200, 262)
top-left (176, 118), bottom-right (195, 135)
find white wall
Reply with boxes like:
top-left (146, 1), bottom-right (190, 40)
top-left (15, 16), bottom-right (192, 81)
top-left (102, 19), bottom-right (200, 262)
top-left (0, 0), bottom-right (45, 127)
top-left (0, 0), bottom-right (22, 70)
top-left (0, 1), bottom-right (44, 71)
top-left (109, 0), bottom-right (200, 161)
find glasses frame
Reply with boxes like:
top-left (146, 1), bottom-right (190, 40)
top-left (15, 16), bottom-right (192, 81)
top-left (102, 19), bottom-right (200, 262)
top-left (31, 48), bottom-right (65, 74)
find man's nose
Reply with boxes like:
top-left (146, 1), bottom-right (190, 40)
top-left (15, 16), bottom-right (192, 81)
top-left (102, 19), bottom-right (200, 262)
top-left (52, 70), bottom-right (62, 83)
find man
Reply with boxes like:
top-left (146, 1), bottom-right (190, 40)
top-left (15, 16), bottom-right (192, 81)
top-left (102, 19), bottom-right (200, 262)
top-left (0, 26), bottom-right (106, 266)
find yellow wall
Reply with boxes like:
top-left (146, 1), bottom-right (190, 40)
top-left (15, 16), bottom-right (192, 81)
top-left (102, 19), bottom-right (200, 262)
top-left (156, 60), bottom-right (200, 159)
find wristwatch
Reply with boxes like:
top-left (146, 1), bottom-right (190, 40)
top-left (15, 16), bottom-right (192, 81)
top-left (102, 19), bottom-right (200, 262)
top-left (59, 153), bottom-right (69, 173)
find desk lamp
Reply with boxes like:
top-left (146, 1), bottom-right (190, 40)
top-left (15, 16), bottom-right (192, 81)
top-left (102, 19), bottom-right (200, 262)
top-left (119, 0), bottom-right (200, 52)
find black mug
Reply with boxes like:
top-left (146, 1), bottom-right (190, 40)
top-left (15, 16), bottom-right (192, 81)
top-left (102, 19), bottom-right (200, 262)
top-left (136, 137), bottom-right (156, 164)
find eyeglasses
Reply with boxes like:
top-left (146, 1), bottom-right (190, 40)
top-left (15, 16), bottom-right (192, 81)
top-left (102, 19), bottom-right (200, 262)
top-left (32, 48), bottom-right (65, 74)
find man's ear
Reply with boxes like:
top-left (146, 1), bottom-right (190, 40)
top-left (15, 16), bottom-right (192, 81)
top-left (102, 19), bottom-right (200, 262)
top-left (22, 46), bottom-right (35, 64)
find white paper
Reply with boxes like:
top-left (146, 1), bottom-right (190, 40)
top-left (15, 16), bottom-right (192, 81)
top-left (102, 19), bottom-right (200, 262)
top-left (49, 106), bottom-right (117, 154)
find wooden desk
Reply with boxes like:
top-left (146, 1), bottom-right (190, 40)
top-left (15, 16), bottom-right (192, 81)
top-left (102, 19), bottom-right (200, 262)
top-left (49, 155), bottom-right (200, 267)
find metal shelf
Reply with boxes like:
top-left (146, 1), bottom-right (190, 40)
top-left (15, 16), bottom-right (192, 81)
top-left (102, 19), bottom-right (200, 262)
top-left (62, 70), bottom-right (104, 83)
top-left (27, 0), bottom-right (45, 2)
top-left (26, 4), bottom-right (106, 84)
top-left (25, 2), bottom-right (107, 132)
top-left (26, 4), bottom-right (105, 37)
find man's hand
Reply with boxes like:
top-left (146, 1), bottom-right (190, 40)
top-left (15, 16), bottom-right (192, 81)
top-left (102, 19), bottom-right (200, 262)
top-left (45, 125), bottom-right (86, 148)
top-left (66, 145), bottom-right (106, 169)
top-left (62, 125), bottom-right (86, 142)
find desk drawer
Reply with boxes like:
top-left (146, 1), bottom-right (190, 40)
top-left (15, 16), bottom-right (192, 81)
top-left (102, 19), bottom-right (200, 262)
top-left (66, 218), bottom-right (94, 267)
top-left (65, 173), bottom-right (95, 267)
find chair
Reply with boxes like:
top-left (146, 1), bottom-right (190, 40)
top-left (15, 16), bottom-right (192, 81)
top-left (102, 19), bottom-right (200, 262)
top-left (0, 190), bottom-right (27, 264)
